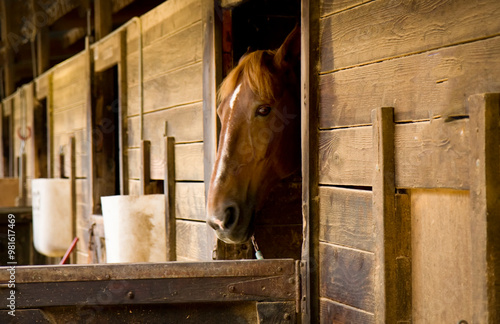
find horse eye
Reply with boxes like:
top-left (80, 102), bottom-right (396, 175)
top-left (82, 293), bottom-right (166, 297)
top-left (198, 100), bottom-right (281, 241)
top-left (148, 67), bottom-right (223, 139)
top-left (256, 106), bottom-right (272, 117)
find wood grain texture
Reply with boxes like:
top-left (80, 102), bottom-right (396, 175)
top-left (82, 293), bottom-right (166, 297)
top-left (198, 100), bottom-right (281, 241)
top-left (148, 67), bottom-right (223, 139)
top-left (318, 126), bottom-right (373, 186)
top-left (93, 31), bottom-right (120, 72)
top-left (173, 142), bottom-right (204, 182)
top-left (394, 118), bottom-right (470, 189)
top-left (129, 103), bottom-right (204, 148)
top-left (142, 62), bottom-right (203, 113)
top-left (164, 136), bottom-right (176, 261)
top-left (371, 107), bottom-right (395, 324)
top-left (469, 93), bottom-right (500, 323)
top-left (320, 0), bottom-right (500, 72)
top-left (319, 242), bottom-right (375, 312)
top-left (142, 22), bottom-right (203, 82)
top-left (319, 36), bottom-right (500, 128)
top-left (320, 298), bottom-right (374, 324)
top-left (175, 182), bottom-right (205, 221)
top-left (319, 120), bottom-right (470, 189)
top-left (318, 186), bottom-right (374, 252)
top-left (175, 220), bottom-right (212, 261)
top-left (411, 189), bottom-right (473, 323)
top-left (35, 73), bottom-right (49, 100)
top-left (320, 0), bottom-right (371, 17)
top-left (140, 0), bottom-right (202, 48)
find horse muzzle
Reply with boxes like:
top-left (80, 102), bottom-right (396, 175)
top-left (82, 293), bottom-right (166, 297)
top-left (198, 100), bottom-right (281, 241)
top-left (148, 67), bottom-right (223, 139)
top-left (207, 201), bottom-right (253, 244)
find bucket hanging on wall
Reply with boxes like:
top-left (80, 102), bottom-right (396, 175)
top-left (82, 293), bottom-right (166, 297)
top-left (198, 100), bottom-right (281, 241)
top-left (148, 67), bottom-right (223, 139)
top-left (101, 194), bottom-right (166, 263)
top-left (32, 179), bottom-right (72, 257)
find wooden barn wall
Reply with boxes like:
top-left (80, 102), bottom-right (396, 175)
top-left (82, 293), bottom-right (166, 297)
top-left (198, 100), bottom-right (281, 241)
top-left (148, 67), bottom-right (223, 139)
top-left (317, 0), bottom-right (500, 323)
top-left (125, 0), bottom-right (211, 261)
top-left (47, 51), bottom-right (91, 263)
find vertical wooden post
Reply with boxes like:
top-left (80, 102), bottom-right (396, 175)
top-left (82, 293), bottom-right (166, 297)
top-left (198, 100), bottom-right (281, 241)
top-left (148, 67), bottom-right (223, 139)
top-left (36, 27), bottom-right (50, 75)
top-left (164, 123), bottom-right (176, 261)
top-left (202, 0), bottom-right (222, 260)
top-left (301, 0), bottom-right (320, 322)
top-left (47, 73), bottom-right (54, 178)
top-left (140, 140), bottom-right (151, 195)
top-left (69, 136), bottom-right (77, 264)
top-left (469, 93), bottom-right (500, 323)
top-left (118, 30), bottom-right (128, 195)
top-left (94, 0), bottom-right (112, 42)
top-left (371, 107), bottom-right (395, 324)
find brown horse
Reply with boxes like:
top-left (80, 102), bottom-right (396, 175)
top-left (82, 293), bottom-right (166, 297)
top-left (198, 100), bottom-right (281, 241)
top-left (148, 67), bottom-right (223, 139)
top-left (206, 27), bottom-right (301, 244)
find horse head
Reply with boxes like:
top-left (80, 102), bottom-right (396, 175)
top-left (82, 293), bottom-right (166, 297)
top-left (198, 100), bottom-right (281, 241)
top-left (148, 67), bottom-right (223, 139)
top-left (207, 26), bottom-right (301, 244)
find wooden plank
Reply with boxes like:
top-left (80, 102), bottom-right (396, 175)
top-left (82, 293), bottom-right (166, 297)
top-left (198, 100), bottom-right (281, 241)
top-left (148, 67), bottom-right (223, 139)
top-left (320, 298), bottom-right (374, 324)
top-left (142, 22), bottom-right (203, 82)
top-left (318, 126), bottom-right (373, 186)
top-left (302, 0), bottom-right (321, 322)
top-left (469, 93), bottom-right (500, 323)
top-left (35, 72), bottom-right (49, 100)
top-left (319, 242), bottom-right (375, 312)
top-left (140, 140), bottom-right (151, 195)
top-left (130, 143), bottom-right (204, 182)
top-left (175, 220), bottom-right (213, 262)
top-left (319, 36), bottom-right (500, 128)
top-left (395, 118), bottom-right (470, 189)
top-left (164, 136), bottom-right (176, 261)
top-left (131, 103), bottom-right (204, 148)
top-left (93, 31), bottom-right (120, 72)
top-left (140, 0), bottom-right (202, 48)
top-left (175, 182), bottom-right (205, 221)
top-left (94, 0), bottom-right (112, 41)
top-left (128, 148), bottom-right (140, 180)
top-left (257, 301), bottom-right (296, 324)
top-left (318, 186), bottom-right (373, 252)
top-left (52, 53), bottom-right (87, 91)
top-left (3, 259), bottom-right (295, 282)
top-left (118, 30), bottom-right (128, 195)
top-left (143, 62), bottom-right (203, 113)
top-left (319, 119), bottom-right (470, 189)
top-left (173, 142), bottom-right (204, 182)
top-left (320, 0), bottom-right (500, 72)
top-left (52, 103), bottom-right (87, 134)
top-left (320, 0), bottom-right (371, 17)
top-left (371, 107), bottom-right (395, 324)
top-left (411, 189), bottom-right (473, 323)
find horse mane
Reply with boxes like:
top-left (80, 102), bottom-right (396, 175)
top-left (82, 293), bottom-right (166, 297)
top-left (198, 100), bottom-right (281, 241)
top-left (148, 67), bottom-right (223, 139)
top-left (217, 50), bottom-right (278, 105)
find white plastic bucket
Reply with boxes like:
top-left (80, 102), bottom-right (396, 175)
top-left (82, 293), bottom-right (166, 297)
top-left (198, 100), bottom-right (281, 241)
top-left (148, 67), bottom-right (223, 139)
top-left (31, 179), bottom-right (72, 257)
top-left (101, 194), bottom-right (166, 263)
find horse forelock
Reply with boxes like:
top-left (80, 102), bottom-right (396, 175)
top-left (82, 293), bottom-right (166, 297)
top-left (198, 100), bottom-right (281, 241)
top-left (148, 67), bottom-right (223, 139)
top-left (218, 50), bottom-right (279, 106)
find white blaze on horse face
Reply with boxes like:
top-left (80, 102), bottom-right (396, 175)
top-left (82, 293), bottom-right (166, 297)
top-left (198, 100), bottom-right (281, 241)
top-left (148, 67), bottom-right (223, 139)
top-left (229, 83), bottom-right (242, 110)
top-left (213, 83), bottom-right (242, 188)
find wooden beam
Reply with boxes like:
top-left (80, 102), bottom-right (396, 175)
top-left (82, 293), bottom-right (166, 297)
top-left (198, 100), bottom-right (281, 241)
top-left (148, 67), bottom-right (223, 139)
top-left (202, 0), bottom-right (221, 260)
top-left (164, 130), bottom-right (176, 261)
top-left (0, 0), bottom-right (15, 96)
top-left (118, 30), bottom-right (128, 194)
top-left (140, 140), bottom-right (151, 195)
top-left (371, 107), bottom-right (395, 324)
top-left (36, 27), bottom-right (50, 77)
top-left (94, 0), bottom-right (112, 41)
top-left (69, 136), bottom-right (76, 264)
top-left (469, 93), bottom-right (500, 323)
top-left (301, 0), bottom-right (321, 322)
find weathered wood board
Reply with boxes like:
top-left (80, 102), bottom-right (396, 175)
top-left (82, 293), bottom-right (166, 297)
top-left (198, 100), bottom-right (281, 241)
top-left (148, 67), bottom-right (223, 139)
top-left (319, 118), bottom-right (470, 189)
top-left (319, 36), bottom-right (500, 128)
top-left (320, 0), bottom-right (500, 72)
top-left (411, 189), bottom-right (473, 323)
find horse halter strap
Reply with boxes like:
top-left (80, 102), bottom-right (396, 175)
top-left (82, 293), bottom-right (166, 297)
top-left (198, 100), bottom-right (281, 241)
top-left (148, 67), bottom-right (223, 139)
top-left (251, 235), bottom-right (264, 260)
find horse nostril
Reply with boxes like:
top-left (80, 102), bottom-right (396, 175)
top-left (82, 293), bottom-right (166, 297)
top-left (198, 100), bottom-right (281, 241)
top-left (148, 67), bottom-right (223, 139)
top-left (224, 206), bottom-right (238, 230)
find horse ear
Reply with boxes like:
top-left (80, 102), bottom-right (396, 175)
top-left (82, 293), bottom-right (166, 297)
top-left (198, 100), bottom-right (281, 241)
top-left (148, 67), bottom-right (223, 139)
top-left (274, 25), bottom-right (301, 69)
top-left (238, 46), bottom-right (254, 64)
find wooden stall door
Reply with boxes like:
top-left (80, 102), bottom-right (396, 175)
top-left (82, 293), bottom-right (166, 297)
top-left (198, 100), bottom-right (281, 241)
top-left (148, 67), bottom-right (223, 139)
top-left (123, 0), bottom-right (217, 261)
